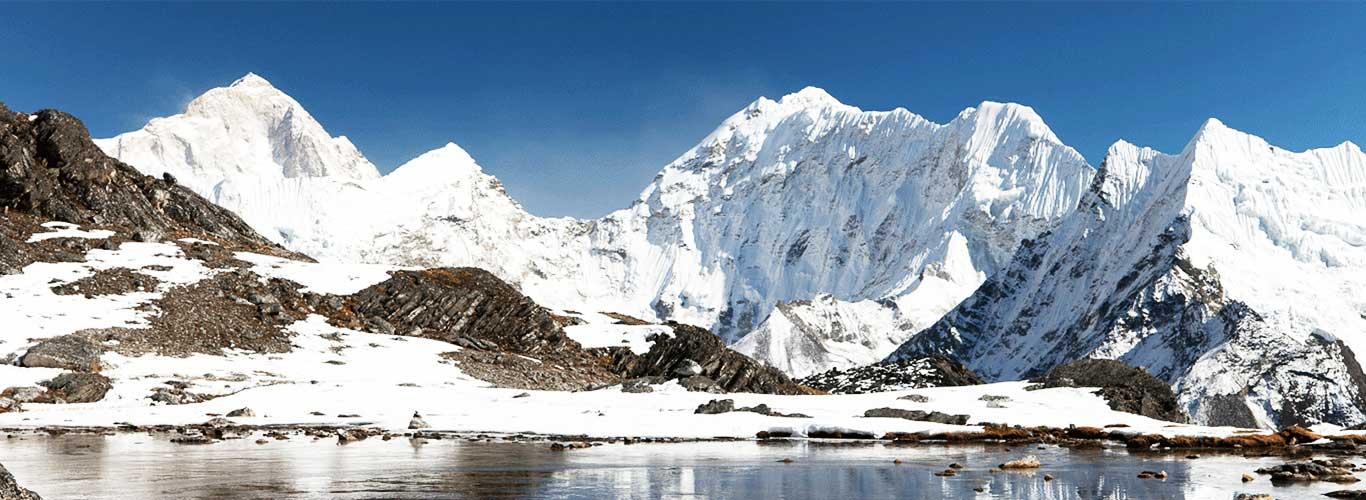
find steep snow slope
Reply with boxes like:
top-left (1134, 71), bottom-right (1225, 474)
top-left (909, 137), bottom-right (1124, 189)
top-left (628, 89), bottom-right (1093, 345)
top-left (891, 119), bottom-right (1366, 428)
top-left (94, 74), bottom-right (379, 247)
top-left (99, 76), bottom-right (1095, 376)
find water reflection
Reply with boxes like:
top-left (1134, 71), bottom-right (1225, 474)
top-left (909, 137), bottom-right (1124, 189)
top-left (0, 434), bottom-right (1353, 499)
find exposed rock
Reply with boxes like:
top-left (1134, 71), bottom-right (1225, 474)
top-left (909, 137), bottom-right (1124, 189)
top-left (735, 403), bottom-right (810, 418)
top-left (1234, 495), bottom-right (1272, 500)
top-left (620, 378), bottom-right (655, 393)
top-left (19, 334), bottom-right (104, 372)
top-left (608, 323), bottom-right (816, 395)
top-left (37, 373), bottom-right (111, 403)
top-left (1036, 359), bottom-right (1187, 423)
top-left (1257, 459), bottom-right (1360, 484)
top-left (408, 412), bottom-right (429, 430)
top-left (695, 399), bottom-right (735, 415)
top-left (148, 382), bottom-right (214, 405)
top-left (0, 398), bottom-right (18, 414)
top-left (680, 375), bottom-right (724, 393)
top-left (550, 441), bottom-right (593, 451)
top-left (800, 356), bottom-right (983, 394)
top-left (694, 399), bottom-right (811, 418)
top-left (897, 394), bottom-right (930, 403)
top-left (601, 312), bottom-right (651, 326)
top-left (0, 462), bottom-right (42, 500)
top-left (340, 268), bottom-right (617, 391)
top-left (0, 104), bottom-right (274, 248)
top-left (1000, 455), bottom-right (1041, 469)
top-left (336, 429), bottom-right (372, 444)
top-left (225, 408), bottom-right (254, 417)
top-left (672, 359), bottom-right (703, 377)
top-left (1203, 392), bottom-right (1261, 429)
top-left (862, 407), bottom-right (969, 425)
top-left (1326, 491), bottom-right (1366, 499)
top-left (0, 387), bottom-right (43, 404)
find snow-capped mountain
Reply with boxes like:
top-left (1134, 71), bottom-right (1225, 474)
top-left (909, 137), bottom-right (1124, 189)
top-left (94, 73), bottom-right (380, 249)
top-left (890, 119), bottom-right (1366, 428)
top-left (97, 74), bottom-right (1095, 376)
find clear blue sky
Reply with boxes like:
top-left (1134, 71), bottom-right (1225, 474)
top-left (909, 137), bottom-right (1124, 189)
top-left (2, 3), bottom-right (1363, 218)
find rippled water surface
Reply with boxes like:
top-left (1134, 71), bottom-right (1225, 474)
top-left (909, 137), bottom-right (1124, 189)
top-left (0, 433), bottom-right (1355, 499)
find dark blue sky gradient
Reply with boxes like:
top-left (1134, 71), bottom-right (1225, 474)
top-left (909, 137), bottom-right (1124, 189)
top-left (2, 3), bottom-right (1363, 217)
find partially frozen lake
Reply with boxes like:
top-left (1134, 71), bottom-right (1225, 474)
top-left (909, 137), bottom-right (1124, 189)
top-left (0, 433), bottom-right (1355, 499)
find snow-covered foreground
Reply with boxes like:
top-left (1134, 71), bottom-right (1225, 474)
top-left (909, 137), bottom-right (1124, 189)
top-left (0, 223), bottom-right (1307, 441)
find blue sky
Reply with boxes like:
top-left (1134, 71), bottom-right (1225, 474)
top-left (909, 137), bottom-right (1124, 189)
top-left (2, 3), bottom-right (1363, 218)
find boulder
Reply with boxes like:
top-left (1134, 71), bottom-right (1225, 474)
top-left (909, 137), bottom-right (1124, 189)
top-left (1256, 459), bottom-right (1360, 484)
top-left (225, 408), bottom-right (254, 418)
top-left (0, 462), bottom-right (42, 500)
top-left (1326, 491), bottom-right (1366, 499)
top-left (38, 373), bottom-right (111, 403)
top-left (620, 378), bottom-right (655, 394)
top-left (695, 399), bottom-right (735, 415)
top-left (862, 407), bottom-right (969, 425)
top-left (408, 412), bottom-right (430, 430)
top-left (19, 334), bottom-right (104, 372)
top-left (1036, 359), bottom-right (1187, 423)
top-left (0, 386), bottom-right (43, 404)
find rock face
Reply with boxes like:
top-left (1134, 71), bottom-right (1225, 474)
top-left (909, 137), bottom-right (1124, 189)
top-left (0, 103), bottom-right (271, 248)
top-left (1035, 359), bottom-right (1187, 423)
top-left (344, 268), bottom-right (569, 354)
top-left (607, 323), bottom-right (815, 395)
top-left (800, 356), bottom-right (982, 394)
top-left (19, 334), bottom-right (104, 372)
top-left (890, 120), bottom-right (1366, 428)
top-left (0, 463), bottom-right (42, 500)
top-left (339, 267), bottom-right (618, 390)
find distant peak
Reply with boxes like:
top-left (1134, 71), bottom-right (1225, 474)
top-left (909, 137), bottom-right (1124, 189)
top-left (960, 101), bottom-right (1060, 143)
top-left (230, 72), bottom-right (274, 88)
top-left (408, 142), bottom-right (478, 170)
top-left (1196, 117), bottom-right (1229, 136)
top-left (778, 86), bottom-right (843, 107)
top-left (1182, 117), bottom-right (1258, 154)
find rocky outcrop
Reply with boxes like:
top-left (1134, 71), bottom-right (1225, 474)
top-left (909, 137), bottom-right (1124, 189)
top-left (343, 268), bottom-right (570, 354)
top-left (800, 357), bottom-right (982, 394)
top-left (1036, 359), bottom-right (1187, 423)
top-left (36, 373), bottom-right (111, 404)
top-left (1256, 458), bottom-right (1360, 484)
top-left (607, 323), bottom-right (816, 395)
top-left (862, 407), bottom-right (969, 425)
top-left (19, 334), bottom-right (104, 372)
top-left (0, 463), bottom-right (41, 500)
top-left (0, 103), bottom-right (273, 249)
top-left (338, 268), bottom-right (618, 390)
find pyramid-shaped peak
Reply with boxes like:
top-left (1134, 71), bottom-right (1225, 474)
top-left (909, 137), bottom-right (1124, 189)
top-left (230, 72), bottom-right (275, 89)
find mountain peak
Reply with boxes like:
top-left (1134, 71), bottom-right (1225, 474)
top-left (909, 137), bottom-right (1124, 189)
top-left (958, 101), bottom-right (1061, 144)
top-left (230, 72), bottom-right (275, 89)
top-left (777, 86), bottom-right (843, 108)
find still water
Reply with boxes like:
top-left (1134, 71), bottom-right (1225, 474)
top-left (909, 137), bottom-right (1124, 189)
top-left (0, 433), bottom-right (1353, 499)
